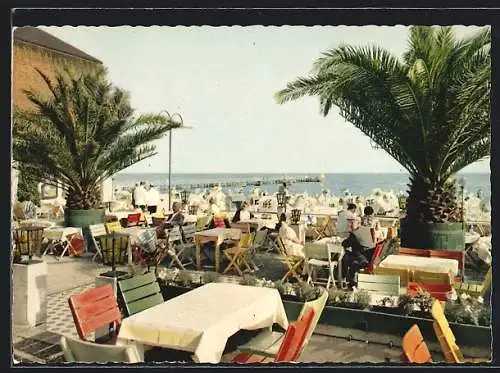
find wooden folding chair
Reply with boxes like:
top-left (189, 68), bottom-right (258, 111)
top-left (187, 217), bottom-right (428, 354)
top-left (60, 335), bottom-right (143, 363)
top-left (65, 232), bottom-right (85, 258)
top-left (232, 307), bottom-right (315, 364)
top-left (303, 243), bottom-right (338, 289)
top-left (89, 224), bottom-right (106, 262)
top-left (223, 233), bottom-right (254, 276)
top-left (246, 229), bottom-right (268, 270)
top-left (196, 216), bottom-right (210, 231)
top-left (276, 237), bottom-right (305, 284)
top-left (118, 272), bottom-right (164, 316)
top-left (431, 301), bottom-right (490, 363)
top-left (68, 284), bottom-right (121, 344)
top-left (105, 221), bottom-right (123, 234)
top-left (401, 324), bottom-right (433, 363)
top-left (312, 215), bottom-right (333, 241)
top-left (166, 226), bottom-right (192, 270)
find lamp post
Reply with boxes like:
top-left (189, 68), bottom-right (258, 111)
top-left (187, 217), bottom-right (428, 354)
top-left (277, 191), bottom-right (287, 215)
top-left (159, 111), bottom-right (192, 211)
top-left (181, 190), bottom-right (189, 212)
top-left (458, 177), bottom-right (466, 231)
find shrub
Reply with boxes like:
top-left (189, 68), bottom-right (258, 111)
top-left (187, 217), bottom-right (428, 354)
top-left (239, 274), bottom-right (259, 286)
top-left (177, 270), bottom-right (192, 287)
top-left (201, 271), bottom-right (221, 284)
top-left (327, 288), bottom-right (352, 307)
top-left (294, 282), bottom-right (321, 302)
top-left (351, 289), bottom-right (372, 309)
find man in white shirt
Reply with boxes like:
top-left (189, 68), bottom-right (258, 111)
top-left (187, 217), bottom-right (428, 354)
top-left (134, 181), bottom-right (147, 212)
top-left (132, 182), bottom-right (139, 208)
top-left (336, 203), bottom-right (358, 238)
top-left (146, 184), bottom-right (160, 214)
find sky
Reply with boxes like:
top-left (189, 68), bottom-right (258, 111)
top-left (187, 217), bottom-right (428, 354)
top-left (39, 25), bottom-right (491, 174)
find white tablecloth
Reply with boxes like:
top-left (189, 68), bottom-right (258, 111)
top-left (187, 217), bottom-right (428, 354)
top-left (117, 283), bottom-right (289, 363)
top-left (379, 254), bottom-right (459, 276)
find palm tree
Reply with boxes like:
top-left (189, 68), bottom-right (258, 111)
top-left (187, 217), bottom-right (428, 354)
top-left (13, 67), bottom-right (181, 212)
top-left (275, 26), bottom-right (490, 247)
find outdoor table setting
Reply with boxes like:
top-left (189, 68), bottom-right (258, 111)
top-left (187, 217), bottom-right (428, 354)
top-left (194, 228), bottom-right (242, 272)
top-left (378, 254), bottom-right (459, 276)
top-left (239, 218), bottom-right (277, 231)
top-left (42, 226), bottom-right (85, 259)
top-left (116, 282), bottom-right (289, 363)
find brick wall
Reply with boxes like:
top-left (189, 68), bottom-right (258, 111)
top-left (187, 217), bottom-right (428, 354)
top-left (12, 42), bottom-right (102, 111)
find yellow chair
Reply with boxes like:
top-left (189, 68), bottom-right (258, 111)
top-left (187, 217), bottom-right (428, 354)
top-left (431, 301), bottom-right (490, 363)
top-left (277, 237), bottom-right (305, 284)
top-left (412, 270), bottom-right (453, 286)
top-left (373, 266), bottom-right (411, 287)
top-left (105, 221), bottom-right (123, 233)
top-left (223, 233), bottom-right (254, 276)
top-left (454, 267), bottom-right (491, 297)
top-left (196, 216), bottom-right (210, 231)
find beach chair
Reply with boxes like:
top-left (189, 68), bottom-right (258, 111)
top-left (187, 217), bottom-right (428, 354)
top-left (89, 224), bottom-right (106, 262)
top-left (68, 284), bottom-right (121, 344)
top-left (118, 272), bottom-right (164, 316)
top-left (431, 301), bottom-right (490, 363)
top-left (412, 270), bottom-right (453, 286)
top-left (167, 226), bottom-right (192, 270)
top-left (453, 267), bottom-right (491, 297)
top-left (60, 335), bottom-right (143, 363)
top-left (105, 221), bottom-right (123, 234)
top-left (277, 237), bottom-right (306, 284)
top-left (312, 215), bottom-right (333, 241)
top-left (223, 233), bottom-right (254, 276)
top-left (246, 229), bottom-right (268, 270)
top-left (373, 266), bottom-right (411, 287)
top-left (122, 213), bottom-right (142, 228)
top-left (303, 243), bottom-right (338, 289)
top-left (65, 232), bottom-right (85, 258)
top-left (233, 307), bottom-right (315, 364)
top-left (356, 273), bottom-right (400, 296)
top-left (407, 282), bottom-right (453, 302)
top-left (401, 324), bottom-right (432, 363)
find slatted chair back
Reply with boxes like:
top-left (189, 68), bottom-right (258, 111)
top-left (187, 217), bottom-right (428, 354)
top-left (401, 324), bottom-right (433, 363)
top-left (66, 232), bottom-right (85, 256)
top-left (251, 229), bottom-right (268, 249)
top-left (237, 232), bottom-right (252, 248)
top-left (196, 216), bottom-right (210, 231)
top-left (373, 266), bottom-right (411, 286)
top-left (357, 273), bottom-right (400, 296)
top-left (364, 239), bottom-right (387, 274)
top-left (127, 213), bottom-right (142, 227)
top-left (95, 233), bottom-right (130, 266)
top-left (68, 284), bottom-right (121, 342)
top-left (412, 270), bottom-right (453, 285)
top-left (431, 300), bottom-right (464, 363)
top-left (89, 224), bottom-right (107, 241)
top-left (298, 288), bottom-right (329, 346)
top-left (274, 307), bottom-right (315, 362)
top-left (151, 216), bottom-right (165, 227)
top-left (167, 226), bottom-right (183, 243)
top-left (118, 272), bottom-right (164, 316)
top-left (407, 282), bottom-right (452, 301)
top-left (105, 221), bottom-right (123, 233)
top-left (60, 335), bottom-right (143, 363)
top-left (181, 223), bottom-right (197, 242)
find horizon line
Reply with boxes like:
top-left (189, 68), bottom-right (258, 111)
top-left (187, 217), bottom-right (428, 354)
top-left (116, 171), bottom-right (490, 175)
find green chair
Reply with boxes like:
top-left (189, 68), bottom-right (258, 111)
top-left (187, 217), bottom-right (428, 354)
top-left (60, 335), bottom-right (143, 363)
top-left (236, 287), bottom-right (328, 357)
top-left (118, 272), bottom-right (164, 316)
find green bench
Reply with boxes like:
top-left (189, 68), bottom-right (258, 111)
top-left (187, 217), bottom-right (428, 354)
top-left (118, 272), bottom-right (164, 316)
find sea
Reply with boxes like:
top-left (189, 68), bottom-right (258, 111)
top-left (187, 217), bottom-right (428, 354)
top-left (113, 173), bottom-right (491, 199)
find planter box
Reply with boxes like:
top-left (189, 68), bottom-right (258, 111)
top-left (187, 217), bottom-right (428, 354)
top-left (159, 284), bottom-right (195, 301)
top-left (12, 261), bottom-right (48, 327)
top-left (282, 300), bottom-right (491, 349)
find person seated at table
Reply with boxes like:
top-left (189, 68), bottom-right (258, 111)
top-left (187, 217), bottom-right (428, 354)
top-left (232, 200), bottom-right (254, 223)
top-left (208, 214), bottom-right (232, 229)
top-left (278, 213), bottom-right (305, 258)
top-left (336, 203), bottom-right (358, 239)
top-left (341, 216), bottom-right (376, 289)
top-left (361, 206), bottom-right (383, 241)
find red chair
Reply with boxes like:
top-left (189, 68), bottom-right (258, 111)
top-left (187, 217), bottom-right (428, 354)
top-left (364, 239), bottom-right (387, 274)
top-left (68, 284), bottom-right (122, 343)
top-left (232, 308), bottom-right (315, 364)
top-left (408, 282), bottom-right (453, 302)
top-left (66, 233), bottom-right (85, 257)
top-left (121, 213), bottom-right (142, 228)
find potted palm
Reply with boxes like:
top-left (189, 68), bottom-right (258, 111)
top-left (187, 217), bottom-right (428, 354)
top-left (13, 67), bottom-right (182, 234)
top-left (275, 26), bottom-right (490, 250)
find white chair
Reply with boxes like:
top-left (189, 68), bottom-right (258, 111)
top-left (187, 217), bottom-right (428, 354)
top-left (60, 335), bottom-right (143, 363)
top-left (89, 224), bottom-right (106, 262)
top-left (167, 226), bottom-right (192, 270)
top-left (304, 243), bottom-right (344, 289)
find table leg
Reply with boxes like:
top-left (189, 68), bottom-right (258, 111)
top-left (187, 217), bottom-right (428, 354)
top-left (215, 243), bottom-right (220, 273)
top-left (196, 239), bottom-right (201, 270)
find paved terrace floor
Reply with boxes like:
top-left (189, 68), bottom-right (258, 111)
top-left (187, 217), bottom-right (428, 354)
top-left (12, 251), bottom-right (490, 364)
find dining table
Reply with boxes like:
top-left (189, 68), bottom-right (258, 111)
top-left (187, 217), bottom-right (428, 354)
top-left (116, 283), bottom-right (289, 363)
top-left (379, 254), bottom-right (459, 276)
top-left (195, 228), bottom-right (242, 272)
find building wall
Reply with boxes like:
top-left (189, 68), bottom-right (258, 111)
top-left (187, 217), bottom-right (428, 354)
top-left (12, 41), bottom-right (101, 111)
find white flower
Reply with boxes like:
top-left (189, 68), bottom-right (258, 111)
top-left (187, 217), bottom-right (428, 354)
top-left (447, 289), bottom-right (458, 301)
top-left (477, 296), bottom-right (484, 304)
top-left (459, 293), bottom-right (468, 301)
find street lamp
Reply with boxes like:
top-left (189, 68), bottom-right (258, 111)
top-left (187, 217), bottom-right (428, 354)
top-left (277, 191), bottom-right (287, 214)
top-left (159, 111), bottom-right (193, 210)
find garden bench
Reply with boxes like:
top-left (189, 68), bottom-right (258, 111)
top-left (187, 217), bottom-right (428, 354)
top-left (357, 273), bottom-right (401, 296)
top-left (118, 272), bottom-right (164, 316)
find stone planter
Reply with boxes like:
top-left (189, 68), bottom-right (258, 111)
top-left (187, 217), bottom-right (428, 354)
top-left (282, 300), bottom-right (491, 349)
top-left (12, 260), bottom-right (48, 327)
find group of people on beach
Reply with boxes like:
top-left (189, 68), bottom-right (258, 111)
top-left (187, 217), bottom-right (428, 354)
top-left (132, 181), bottom-right (161, 214)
